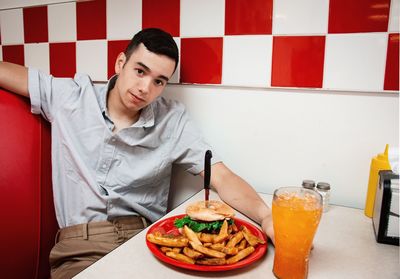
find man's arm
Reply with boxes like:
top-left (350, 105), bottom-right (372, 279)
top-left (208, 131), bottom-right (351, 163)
top-left (200, 162), bottom-right (275, 244)
top-left (0, 62), bottom-right (29, 98)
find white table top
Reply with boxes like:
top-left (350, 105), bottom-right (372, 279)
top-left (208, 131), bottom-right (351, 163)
top-left (74, 190), bottom-right (400, 279)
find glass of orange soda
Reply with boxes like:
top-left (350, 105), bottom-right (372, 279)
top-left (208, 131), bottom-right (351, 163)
top-left (272, 187), bottom-right (323, 279)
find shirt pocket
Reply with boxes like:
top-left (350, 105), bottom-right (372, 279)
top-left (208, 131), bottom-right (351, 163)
top-left (108, 147), bottom-right (166, 189)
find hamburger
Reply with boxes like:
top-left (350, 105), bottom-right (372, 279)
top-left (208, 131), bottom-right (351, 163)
top-left (174, 200), bottom-right (235, 233)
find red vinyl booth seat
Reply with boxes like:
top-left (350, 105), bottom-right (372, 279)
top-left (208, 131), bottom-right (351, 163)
top-left (0, 89), bottom-right (58, 279)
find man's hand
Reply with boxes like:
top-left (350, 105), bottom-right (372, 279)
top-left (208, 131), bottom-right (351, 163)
top-left (261, 214), bottom-right (275, 246)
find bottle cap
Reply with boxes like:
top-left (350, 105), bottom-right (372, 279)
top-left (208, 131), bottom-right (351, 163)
top-left (317, 182), bottom-right (331, 190)
top-left (302, 180), bottom-right (315, 189)
top-left (373, 144), bottom-right (391, 169)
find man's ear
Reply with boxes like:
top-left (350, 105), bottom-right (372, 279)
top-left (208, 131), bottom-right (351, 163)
top-left (115, 52), bottom-right (126, 74)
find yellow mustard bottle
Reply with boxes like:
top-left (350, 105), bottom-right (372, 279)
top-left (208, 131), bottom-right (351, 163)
top-left (364, 144), bottom-right (391, 217)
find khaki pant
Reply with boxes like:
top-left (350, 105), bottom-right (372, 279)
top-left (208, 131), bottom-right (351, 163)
top-left (50, 216), bottom-right (149, 279)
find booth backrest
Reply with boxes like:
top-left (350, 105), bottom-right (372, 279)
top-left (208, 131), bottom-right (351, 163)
top-left (0, 89), bottom-right (58, 279)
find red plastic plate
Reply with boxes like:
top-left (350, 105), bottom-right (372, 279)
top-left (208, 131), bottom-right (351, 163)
top-left (146, 214), bottom-right (268, 271)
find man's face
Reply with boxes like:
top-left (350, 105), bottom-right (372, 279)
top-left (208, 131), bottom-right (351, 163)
top-left (113, 43), bottom-right (176, 113)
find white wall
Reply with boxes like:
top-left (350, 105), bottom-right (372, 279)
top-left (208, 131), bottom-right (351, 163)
top-left (164, 85), bottom-right (399, 209)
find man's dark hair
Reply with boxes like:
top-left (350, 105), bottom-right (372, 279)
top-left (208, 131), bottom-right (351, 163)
top-left (124, 28), bottom-right (179, 72)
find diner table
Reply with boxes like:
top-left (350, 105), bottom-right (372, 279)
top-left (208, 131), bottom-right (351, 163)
top-left (74, 189), bottom-right (399, 279)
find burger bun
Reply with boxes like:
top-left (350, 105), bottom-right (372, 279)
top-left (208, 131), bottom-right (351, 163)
top-left (186, 200), bottom-right (235, 222)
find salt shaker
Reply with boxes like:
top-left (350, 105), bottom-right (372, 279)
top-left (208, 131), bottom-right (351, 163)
top-left (302, 180), bottom-right (316, 190)
top-left (316, 182), bottom-right (331, 212)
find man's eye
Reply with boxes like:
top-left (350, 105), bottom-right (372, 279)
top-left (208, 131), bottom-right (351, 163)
top-left (155, 79), bottom-right (165, 86)
top-left (136, 69), bottom-right (144, 75)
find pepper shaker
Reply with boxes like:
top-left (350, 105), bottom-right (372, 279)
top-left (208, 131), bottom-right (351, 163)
top-left (316, 182), bottom-right (331, 212)
top-left (302, 180), bottom-right (316, 190)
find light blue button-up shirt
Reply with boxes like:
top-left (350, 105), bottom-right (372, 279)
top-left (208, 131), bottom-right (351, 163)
top-left (28, 68), bottom-right (220, 228)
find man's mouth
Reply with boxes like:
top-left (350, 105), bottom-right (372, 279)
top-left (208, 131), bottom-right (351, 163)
top-left (128, 91), bottom-right (145, 103)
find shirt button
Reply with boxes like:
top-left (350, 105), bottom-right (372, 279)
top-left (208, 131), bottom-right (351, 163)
top-left (111, 138), bottom-right (116, 142)
top-left (102, 164), bottom-right (107, 168)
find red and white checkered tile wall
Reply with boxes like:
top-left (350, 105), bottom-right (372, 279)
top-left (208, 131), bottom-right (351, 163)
top-left (0, 0), bottom-right (398, 92)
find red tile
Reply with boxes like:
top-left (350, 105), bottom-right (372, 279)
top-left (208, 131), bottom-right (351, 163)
top-left (384, 33), bottom-right (399, 91)
top-left (49, 43), bottom-right (76, 78)
top-left (180, 38), bottom-right (223, 84)
top-left (142, 0), bottom-right (180, 37)
top-left (225, 0), bottom-right (273, 35)
top-left (271, 36), bottom-right (325, 88)
top-left (76, 0), bottom-right (106, 40)
top-left (107, 40), bottom-right (130, 79)
top-left (2, 45), bottom-right (24, 66)
top-left (23, 6), bottom-right (48, 43)
top-left (328, 0), bottom-right (390, 33)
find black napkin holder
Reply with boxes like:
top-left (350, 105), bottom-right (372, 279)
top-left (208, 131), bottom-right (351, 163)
top-left (372, 170), bottom-right (399, 246)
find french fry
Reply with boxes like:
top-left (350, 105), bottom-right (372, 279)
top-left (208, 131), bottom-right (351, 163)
top-left (160, 247), bottom-right (181, 254)
top-left (230, 223), bottom-right (239, 233)
top-left (213, 220), bottom-right (229, 243)
top-left (190, 241), bottom-right (226, 258)
top-left (199, 233), bottom-right (216, 243)
top-left (166, 251), bottom-right (195, 264)
top-left (237, 239), bottom-right (247, 250)
top-left (211, 241), bottom-right (239, 255)
top-left (183, 247), bottom-right (204, 259)
top-left (184, 225), bottom-right (202, 246)
top-left (147, 233), bottom-right (188, 247)
top-left (226, 231), bottom-right (244, 248)
top-left (196, 258), bottom-right (227, 265)
top-left (160, 247), bottom-right (171, 253)
top-left (241, 226), bottom-right (266, 246)
top-left (209, 242), bottom-right (225, 251)
top-left (226, 246), bottom-right (255, 264)
top-left (221, 246), bottom-right (239, 255)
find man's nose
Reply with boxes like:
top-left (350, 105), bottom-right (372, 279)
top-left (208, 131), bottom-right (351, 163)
top-left (138, 77), bottom-right (151, 94)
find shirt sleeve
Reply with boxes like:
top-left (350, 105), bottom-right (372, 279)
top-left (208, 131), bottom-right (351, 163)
top-left (28, 68), bottom-right (79, 122)
top-left (171, 104), bottom-right (222, 175)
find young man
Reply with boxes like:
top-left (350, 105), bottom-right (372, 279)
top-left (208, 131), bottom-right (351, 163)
top-left (0, 28), bottom-right (273, 278)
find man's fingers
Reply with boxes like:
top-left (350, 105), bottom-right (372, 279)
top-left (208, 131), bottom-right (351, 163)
top-left (261, 216), bottom-right (275, 246)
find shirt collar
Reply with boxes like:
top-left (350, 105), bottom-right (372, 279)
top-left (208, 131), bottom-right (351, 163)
top-left (100, 75), bottom-right (155, 129)
top-left (99, 75), bottom-right (116, 122)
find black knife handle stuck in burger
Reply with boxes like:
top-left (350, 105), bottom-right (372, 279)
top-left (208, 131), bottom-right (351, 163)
top-left (204, 150), bottom-right (212, 208)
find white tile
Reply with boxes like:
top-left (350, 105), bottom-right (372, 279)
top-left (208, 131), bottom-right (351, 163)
top-left (107, 0), bottom-right (142, 40)
top-left (76, 40), bottom-right (107, 81)
top-left (24, 43), bottom-right (50, 74)
top-left (273, 0), bottom-right (329, 34)
top-left (169, 37), bottom-right (180, 84)
top-left (389, 0), bottom-right (399, 32)
top-left (132, 0), bottom-right (142, 35)
top-left (0, 9), bottom-right (24, 45)
top-left (181, 0), bottom-right (224, 37)
top-left (323, 33), bottom-right (388, 92)
top-left (48, 2), bottom-right (76, 42)
top-left (222, 35), bottom-right (272, 87)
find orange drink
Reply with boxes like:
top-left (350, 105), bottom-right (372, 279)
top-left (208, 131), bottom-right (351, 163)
top-left (272, 187), bottom-right (322, 279)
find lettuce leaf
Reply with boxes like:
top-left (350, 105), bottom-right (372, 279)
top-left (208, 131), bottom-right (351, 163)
top-left (174, 216), bottom-right (234, 233)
